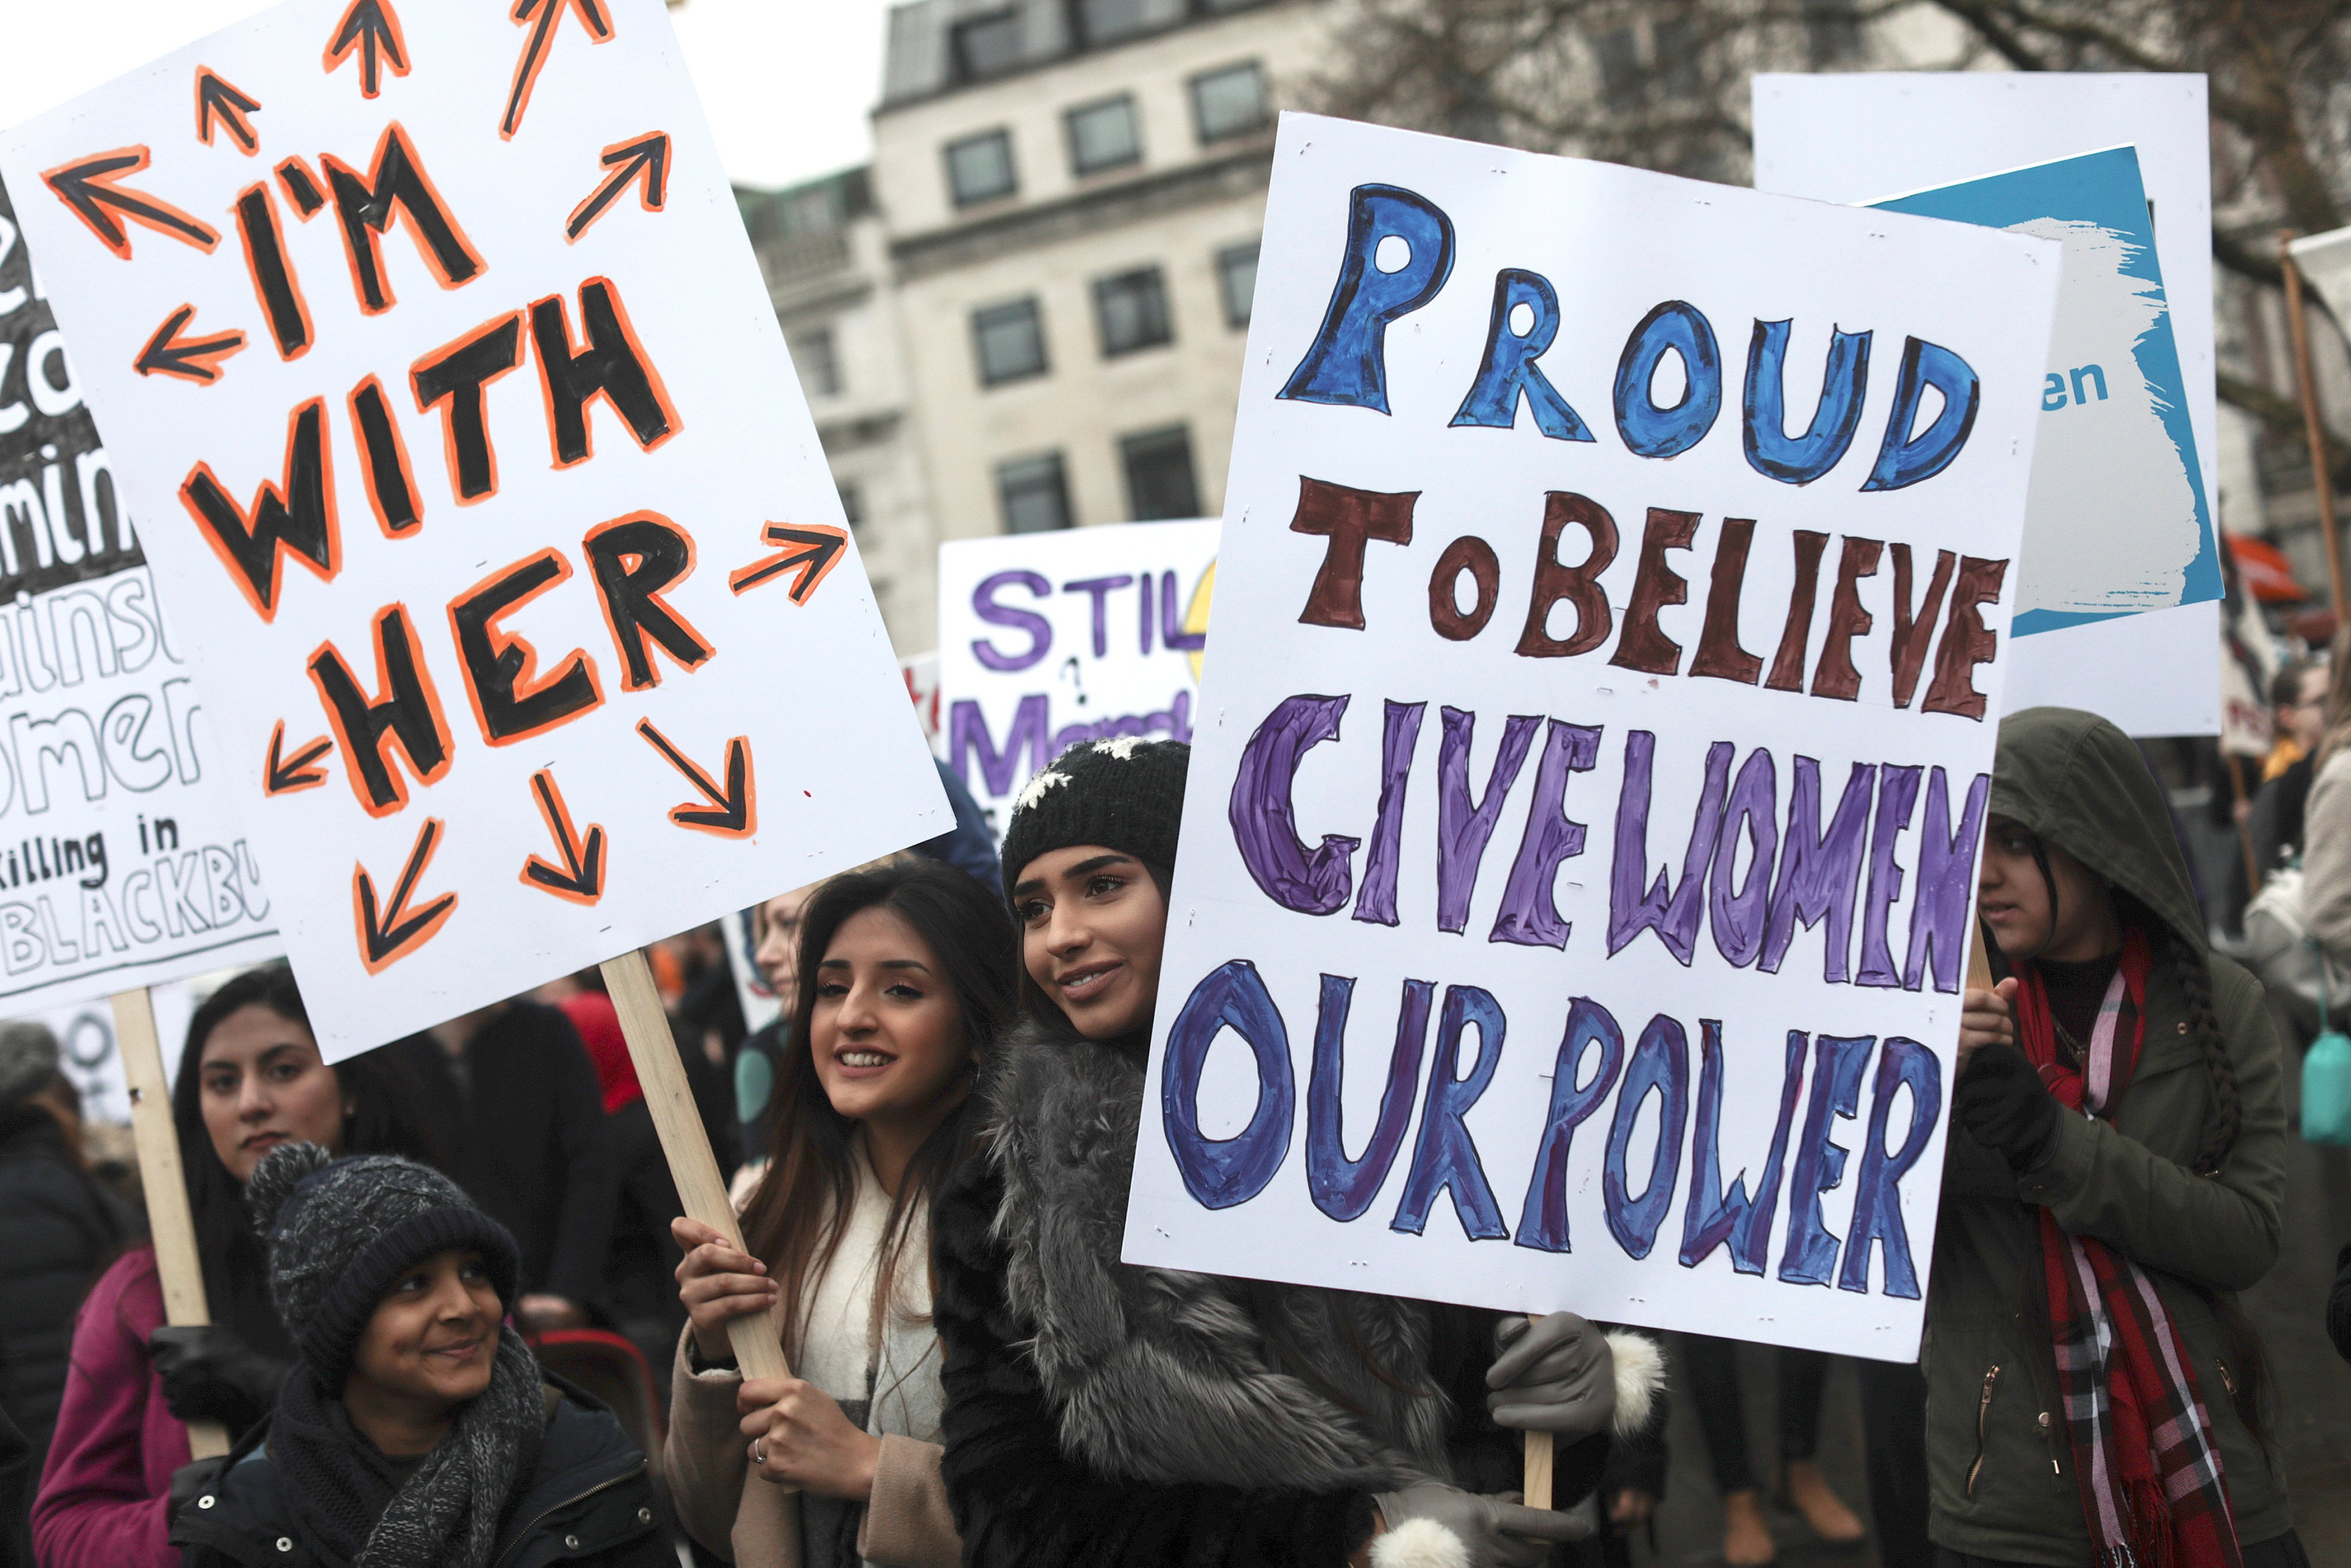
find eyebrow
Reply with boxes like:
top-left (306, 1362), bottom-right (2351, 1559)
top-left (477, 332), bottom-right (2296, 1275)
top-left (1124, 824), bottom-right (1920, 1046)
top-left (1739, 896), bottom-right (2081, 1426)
top-left (1012, 852), bottom-right (1135, 900)
top-left (816, 956), bottom-right (933, 973)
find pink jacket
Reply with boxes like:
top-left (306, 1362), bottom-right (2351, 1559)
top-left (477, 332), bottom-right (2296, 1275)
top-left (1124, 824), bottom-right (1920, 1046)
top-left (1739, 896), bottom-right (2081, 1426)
top-left (32, 1246), bottom-right (191, 1568)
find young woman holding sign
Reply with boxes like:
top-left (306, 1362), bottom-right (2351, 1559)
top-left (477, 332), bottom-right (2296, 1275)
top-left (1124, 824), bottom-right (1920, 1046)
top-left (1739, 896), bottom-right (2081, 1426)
top-left (932, 737), bottom-right (1662, 1568)
top-left (1946, 707), bottom-right (2303, 1568)
top-left (33, 966), bottom-right (437, 1568)
top-left (665, 859), bottom-right (1016, 1567)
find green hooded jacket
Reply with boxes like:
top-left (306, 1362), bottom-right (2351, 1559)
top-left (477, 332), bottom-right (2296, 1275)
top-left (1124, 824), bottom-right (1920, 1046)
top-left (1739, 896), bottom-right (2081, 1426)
top-left (1926, 707), bottom-right (2291, 1564)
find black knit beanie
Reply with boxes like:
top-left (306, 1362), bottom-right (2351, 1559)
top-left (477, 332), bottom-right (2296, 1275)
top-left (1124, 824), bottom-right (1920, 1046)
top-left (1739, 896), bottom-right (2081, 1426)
top-left (247, 1143), bottom-right (521, 1392)
top-left (999, 737), bottom-right (1189, 902)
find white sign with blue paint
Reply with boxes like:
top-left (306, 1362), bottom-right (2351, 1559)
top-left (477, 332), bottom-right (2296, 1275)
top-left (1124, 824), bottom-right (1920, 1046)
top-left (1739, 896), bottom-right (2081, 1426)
top-left (1117, 115), bottom-right (2062, 1359)
top-left (1870, 147), bottom-right (2219, 635)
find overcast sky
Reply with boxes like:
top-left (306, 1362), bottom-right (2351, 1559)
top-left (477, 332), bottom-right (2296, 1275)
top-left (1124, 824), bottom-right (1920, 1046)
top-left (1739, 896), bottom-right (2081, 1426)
top-left (0, 0), bottom-right (894, 191)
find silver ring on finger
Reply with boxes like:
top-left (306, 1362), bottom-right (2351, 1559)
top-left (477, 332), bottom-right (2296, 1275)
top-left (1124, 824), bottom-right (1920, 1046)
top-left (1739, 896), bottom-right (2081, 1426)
top-left (750, 1440), bottom-right (766, 1465)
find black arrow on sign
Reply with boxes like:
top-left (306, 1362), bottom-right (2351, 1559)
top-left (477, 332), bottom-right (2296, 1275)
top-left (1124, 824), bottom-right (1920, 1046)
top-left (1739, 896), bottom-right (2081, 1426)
top-left (565, 131), bottom-right (669, 241)
top-left (636, 720), bottom-right (756, 838)
top-left (353, 817), bottom-right (458, 973)
top-left (727, 522), bottom-right (849, 606)
top-left (503, 0), bottom-right (613, 139)
top-left (521, 770), bottom-right (606, 903)
top-left (42, 149), bottom-right (221, 259)
top-left (263, 721), bottom-right (331, 794)
top-left (326, 0), bottom-right (410, 99)
top-left (195, 69), bottom-right (262, 154)
top-left (134, 305), bottom-right (246, 385)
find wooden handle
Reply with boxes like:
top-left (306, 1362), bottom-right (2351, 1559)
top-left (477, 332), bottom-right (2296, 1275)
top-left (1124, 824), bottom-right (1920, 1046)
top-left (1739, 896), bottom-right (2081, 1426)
top-left (113, 988), bottom-right (230, 1461)
top-left (600, 949), bottom-right (792, 1385)
top-left (1521, 1315), bottom-right (1553, 1509)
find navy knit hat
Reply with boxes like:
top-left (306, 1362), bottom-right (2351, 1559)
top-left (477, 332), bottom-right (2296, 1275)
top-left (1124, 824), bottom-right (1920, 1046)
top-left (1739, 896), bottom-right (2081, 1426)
top-left (246, 1143), bottom-right (520, 1391)
top-left (998, 737), bottom-right (1189, 902)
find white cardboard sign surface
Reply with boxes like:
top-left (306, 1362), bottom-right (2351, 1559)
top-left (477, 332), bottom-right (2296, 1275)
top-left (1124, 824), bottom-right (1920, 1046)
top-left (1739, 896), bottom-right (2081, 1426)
top-left (0, 175), bottom-right (282, 1012)
top-left (938, 520), bottom-right (1216, 830)
top-left (0, 0), bottom-right (944, 1058)
top-left (1119, 115), bottom-right (2059, 1359)
top-left (1751, 72), bottom-right (2222, 737)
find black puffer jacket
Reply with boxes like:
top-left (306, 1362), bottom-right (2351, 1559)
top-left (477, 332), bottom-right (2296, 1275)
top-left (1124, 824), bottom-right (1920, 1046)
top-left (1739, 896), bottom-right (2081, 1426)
top-left (0, 1101), bottom-right (125, 1474)
top-left (171, 1381), bottom-right (668, 1568)
top-left (934, 1019), bottom-right (1615, 1567)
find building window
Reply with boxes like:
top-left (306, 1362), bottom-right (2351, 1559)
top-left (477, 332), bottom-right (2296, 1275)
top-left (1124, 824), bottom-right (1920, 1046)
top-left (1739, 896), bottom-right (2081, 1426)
top-left (1190, 61), bottom-right (1269, 143)
top-left (794, 325), bottom-right (841, 397)
top-left (945, 129), bottom-right (1017, 206)
top-left (972, 298), bottom-right (1048, 386)
top-left (1066, 95), bottom-right (1142, 175)
top-left (1593, 27), bottom-right (1643, 110)
top-left (837, 482), bottom-right (865, 530)
top-left (1216, 241), bottom-right (1258, 327)
top-left (998, 453), bottom-right (1073, 533)
top-left (1121, 426), bottom-right (1199, 520)
top-left (1094, 267), bottom-right (1171, 357)
top-left (1072, 0), bottom-right (1150, 46)
top-left (953, 10), bottom-right (1023, 81)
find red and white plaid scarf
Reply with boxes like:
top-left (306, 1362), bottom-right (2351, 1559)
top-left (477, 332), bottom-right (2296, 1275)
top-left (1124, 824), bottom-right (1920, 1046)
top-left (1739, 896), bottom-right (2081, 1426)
top-left (2016, 929), bottom-right (2243, 1568)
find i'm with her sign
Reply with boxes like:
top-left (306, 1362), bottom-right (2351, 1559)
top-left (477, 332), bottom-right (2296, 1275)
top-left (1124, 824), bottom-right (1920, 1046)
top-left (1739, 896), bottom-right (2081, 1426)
top-left (1123, 116), bottom-right (2061, 1358)
top-left (0, 0), bottom-right (942, 1057)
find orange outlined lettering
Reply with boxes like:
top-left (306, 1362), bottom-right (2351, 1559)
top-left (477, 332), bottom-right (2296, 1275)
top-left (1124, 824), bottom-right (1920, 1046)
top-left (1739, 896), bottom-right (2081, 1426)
top-left (235, 182), bottom-right (313, 360)
top-left (306, 603), bottom-right (452, 817)
top-left (583, 512), bottom-right (712, 690)
top-left (275, 157), bottom-right (326, 217)
top-left (530, 277), bottom-right (679, 467)
top-left (349, 374), bottom-right (421, 536)
top-left (411, 311), bottom-right (521, 504)
top-left (446, 549), bottom-right (604, 746)
top-left (321, 122), bottom-right (482, 314)
top-left (178, 398), bottom-right (339, 621)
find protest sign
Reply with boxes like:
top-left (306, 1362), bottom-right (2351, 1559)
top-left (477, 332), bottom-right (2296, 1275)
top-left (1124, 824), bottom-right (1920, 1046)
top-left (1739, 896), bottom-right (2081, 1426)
top-left (2287, 225), bottom-right (2351, 332)
top-left (0, 176), bottom-right (282, 1013)
top-left (1752, 73), bottom-right (2222, 736)
top-left (1869, 148), bottom-right (2219, 633)
top-left (938, 519), bottom-right (1216, 827)
top-left (0, 0), bottom-right (946, 1060)
top-left (1119, 114), bottom-right (2058, 1359)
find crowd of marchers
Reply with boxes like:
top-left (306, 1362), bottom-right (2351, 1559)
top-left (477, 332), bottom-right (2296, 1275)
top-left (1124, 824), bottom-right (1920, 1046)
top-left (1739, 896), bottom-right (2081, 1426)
top-left (4, 657), bottom-right (2351, 1568)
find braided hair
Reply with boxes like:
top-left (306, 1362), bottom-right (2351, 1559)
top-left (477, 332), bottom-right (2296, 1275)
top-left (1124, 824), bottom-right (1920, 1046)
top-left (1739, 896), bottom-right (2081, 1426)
top-left (2160, 918), bottom-right (2241, 1177)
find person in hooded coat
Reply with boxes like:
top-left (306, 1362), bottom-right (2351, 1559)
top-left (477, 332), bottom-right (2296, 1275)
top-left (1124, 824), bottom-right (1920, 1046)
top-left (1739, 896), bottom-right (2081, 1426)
top-left (1942, 707), bottom-right (2300, 1568)
top-left (932, 737), bottom-right (1666, 1568)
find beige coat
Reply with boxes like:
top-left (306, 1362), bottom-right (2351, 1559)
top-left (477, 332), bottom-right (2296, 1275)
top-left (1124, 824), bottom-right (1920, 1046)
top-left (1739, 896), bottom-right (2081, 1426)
top-left (663, 1330), bottom-right (958, 1568)
top-left (2305, 747), bottom-right (2351, 965)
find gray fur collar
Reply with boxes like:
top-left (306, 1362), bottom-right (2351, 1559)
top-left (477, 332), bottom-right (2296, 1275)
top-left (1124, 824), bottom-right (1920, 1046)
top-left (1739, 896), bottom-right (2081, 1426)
top-left (980, 1019), bottom-right (1453, 1492)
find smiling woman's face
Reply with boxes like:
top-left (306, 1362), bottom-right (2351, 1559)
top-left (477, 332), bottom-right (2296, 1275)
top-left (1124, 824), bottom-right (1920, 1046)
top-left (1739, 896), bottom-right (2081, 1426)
top-left (808, 905), bottom-right (972, 1132)
top-left (349, 1248), bottom-right (501, 1413)
top-left (197, 1003), bottom-right (345, 1184)
top-left (1012, 845), bottom-right (1167, 1040)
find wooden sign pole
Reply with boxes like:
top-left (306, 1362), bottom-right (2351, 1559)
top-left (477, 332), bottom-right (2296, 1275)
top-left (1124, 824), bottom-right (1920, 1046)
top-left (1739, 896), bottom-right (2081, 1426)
top-left (112, 987), bottom-right (230, 1461)
top-left (600, 947), bottom-right (793, 1385)
top-left (2281, 232), bottom-right (2351, 623)
top-left (1523, 1348), bottom-right (1553, 1507)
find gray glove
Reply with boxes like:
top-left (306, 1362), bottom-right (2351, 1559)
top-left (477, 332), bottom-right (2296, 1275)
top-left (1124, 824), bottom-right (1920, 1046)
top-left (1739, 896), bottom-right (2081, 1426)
top-left (1487, 1312), bottom-right (1615, 1438)
top-left (1374, 1481), bottom-right (1593, 1567)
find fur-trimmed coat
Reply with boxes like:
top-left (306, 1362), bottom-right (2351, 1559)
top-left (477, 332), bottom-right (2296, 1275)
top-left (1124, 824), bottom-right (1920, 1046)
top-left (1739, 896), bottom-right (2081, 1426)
top-left (934, 1020), bottom-right (1637, 1567)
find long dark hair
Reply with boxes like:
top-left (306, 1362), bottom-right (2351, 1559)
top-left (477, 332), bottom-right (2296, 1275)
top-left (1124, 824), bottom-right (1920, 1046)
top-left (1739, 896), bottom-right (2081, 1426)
top-left (737, 861), bottom-right (1017, 1363)
top-left (170, 963), bottom-right (438, 1352)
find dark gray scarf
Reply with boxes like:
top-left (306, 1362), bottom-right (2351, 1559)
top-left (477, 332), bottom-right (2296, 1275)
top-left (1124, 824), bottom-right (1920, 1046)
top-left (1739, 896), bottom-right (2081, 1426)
top-left (272, 1328), bottom-right (547, 1568)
